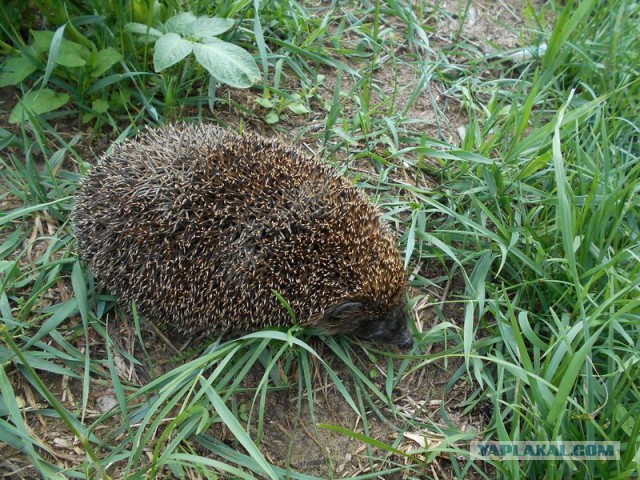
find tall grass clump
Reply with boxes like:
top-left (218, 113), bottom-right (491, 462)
top-left (401, 0), bottom-right (639, 477)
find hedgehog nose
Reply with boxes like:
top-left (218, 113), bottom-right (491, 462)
top-left (397, 336), bottom-right (414, 350)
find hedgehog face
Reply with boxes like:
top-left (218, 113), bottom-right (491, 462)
top-left (324, 302), bottom-right (414, 349)
top-left (355, 304), bottom-right (414, 349)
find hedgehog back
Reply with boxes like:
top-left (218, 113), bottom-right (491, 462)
top-left (73, 124), bottom-right (406, 335)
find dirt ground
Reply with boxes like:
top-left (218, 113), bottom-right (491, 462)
top-left (1, 0), bottom-right (533, 477)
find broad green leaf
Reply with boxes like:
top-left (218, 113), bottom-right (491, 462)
top-left (255, 97), bottom-right (274, 108)
top-left (153, 33), bottom-right (193, 72)
top-left (32, 30), bottom-right (88, 67)
top-left (0, 56), bottom-right (37, 87)
top-left (185, 17), bottom-right (234, 39)
top-left (286, 102), bottom-right (310, 114)
top-left (124, 22), bottom-right (163, 37)
top-left (92, 99), bottom-right (109, 113)
top-left (31, 30), bottom-right (55, 51)
top-left (264, 111), bottom-right (279, 123)
top-left (9, 89), bottom-right (69, 124)
top-left (53, 46), bottom-right (87, 67)
top-left (192, 38), bottom-right (260, 88)
top-left (91, 47), bottom-right (122, 77)
top-left (164, 12), bottom-right (198, 35)
top-left (81, 112), bottom-right (95, 124)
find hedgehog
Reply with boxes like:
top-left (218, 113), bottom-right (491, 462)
top-left (73, 124), bottom-right (413, 348)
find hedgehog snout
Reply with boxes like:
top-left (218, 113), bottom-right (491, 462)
top-left (396, 326), bottom-right (414, 350)
top-left (347, 304), bottom-right (414, 348)
top-left (387, 307), bottom-right (414, 350)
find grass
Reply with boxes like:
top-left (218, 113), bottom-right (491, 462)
top-left (1, 0), bottom-right (639, 478)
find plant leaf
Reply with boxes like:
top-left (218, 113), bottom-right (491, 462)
top-left (0, 56), bottom-right (37, 87)
top-left (91, 47), bottom-right (122, 77)
top-left (185, 17), bottom-right (234, 39)
top-left (164, 12), bottom-right (198, 35)
top-left (9, 89), bottom-right (69, 124)
top-left (256, 97), bottom-right (274, 108)
top-left (264, 110), bottom-right (279, 124)
top-left (192, 38), bottom-right (260, 88)
top-left (42, 24), bottom-right (66, 88)
top-left (56, 48), bottom-right (87, 67)
top-left (92, 99), bottom-right (109, 113)
top-left (124, 22), bottom-right (163, 37)
top-left (31, 30), bottom-right (88, 67)
top-left (286, 102), bottom-right (310, 114)
top-left (31, 30), bottom-right (54, 51)
top-left (153, 33), bottom-right (193, 72)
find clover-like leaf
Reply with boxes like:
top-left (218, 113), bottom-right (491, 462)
top-left (153, 33), bottom-right (193, 72)
top-left (192, 37), bottom-right (260, 88)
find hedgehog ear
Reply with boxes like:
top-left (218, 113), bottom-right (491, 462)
top-left (324, 301), bottom-right (365, 323)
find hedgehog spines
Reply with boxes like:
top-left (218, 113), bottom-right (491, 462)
top-left (73, 123), bottom-right (411, 346)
